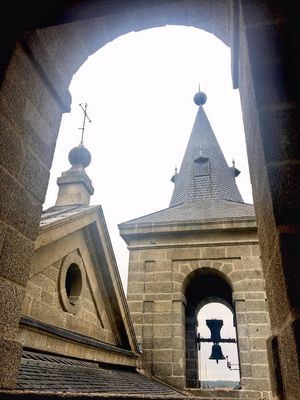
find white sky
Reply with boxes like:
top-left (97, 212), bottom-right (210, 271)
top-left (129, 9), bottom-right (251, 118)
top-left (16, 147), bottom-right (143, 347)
top-left (198, 303), bottom-right (240, 383)
top-left (44, 27), bottom-right (251, 381)
top-left (44, 25), bottom-right (253, 290)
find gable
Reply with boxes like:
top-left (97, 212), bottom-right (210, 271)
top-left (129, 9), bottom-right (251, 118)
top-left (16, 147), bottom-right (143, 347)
top-left (21, 229), bottom-right (116, 346)
top-left (19, 207), bottom-right (138, 360)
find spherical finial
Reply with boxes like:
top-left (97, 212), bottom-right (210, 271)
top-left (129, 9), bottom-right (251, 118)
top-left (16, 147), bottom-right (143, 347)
top-left (68, 145), bottom-right (91, 168)
top-left (193, 91), bottom-right (207, 106)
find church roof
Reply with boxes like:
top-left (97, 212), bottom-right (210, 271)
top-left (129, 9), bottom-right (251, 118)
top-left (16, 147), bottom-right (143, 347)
top-left (16, 350), bottom-right (183, 397)
top-left (170, 105), bottom-right (243, 206)
top-left (119, 199), bottom-right (255, 227)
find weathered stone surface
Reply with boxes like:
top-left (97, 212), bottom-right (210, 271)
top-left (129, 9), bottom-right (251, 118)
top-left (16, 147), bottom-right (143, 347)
top-left (0, 338), bottom-right (22, 388)
top-left (0, 228), bottom-right (34, 286)
top-left (0, 277), bottom-right (25, 337)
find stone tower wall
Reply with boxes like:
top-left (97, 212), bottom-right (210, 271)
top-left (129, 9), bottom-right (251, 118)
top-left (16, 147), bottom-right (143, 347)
top-left (126, 227), bottom-right (271, 393)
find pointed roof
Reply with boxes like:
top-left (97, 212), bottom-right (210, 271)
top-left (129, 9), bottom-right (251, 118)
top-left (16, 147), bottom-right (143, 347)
top-left (119, 93), bottom-right (255, 229)
top-left (170, 105), bottom-right (243, 206)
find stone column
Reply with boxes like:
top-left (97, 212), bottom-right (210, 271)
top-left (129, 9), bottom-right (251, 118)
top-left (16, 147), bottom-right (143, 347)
top-left (0, 36), bottom-right (70, 387)
top-left (185, 312), bottom-right (199, 388)
top-left (239, 2), bottom-right (300, 397)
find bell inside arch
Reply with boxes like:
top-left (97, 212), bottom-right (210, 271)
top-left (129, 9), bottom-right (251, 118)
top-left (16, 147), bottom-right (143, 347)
top-left (209, 344), bottom-right (225, 364)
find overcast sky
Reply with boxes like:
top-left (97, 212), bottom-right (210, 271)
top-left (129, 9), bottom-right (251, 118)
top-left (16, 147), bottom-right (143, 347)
top-left (44, 26), bottom-right (250, 382)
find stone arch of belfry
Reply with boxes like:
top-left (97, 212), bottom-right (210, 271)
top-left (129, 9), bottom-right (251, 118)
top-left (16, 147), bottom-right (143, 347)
top-left (0, 2), bottom-right (299, 399)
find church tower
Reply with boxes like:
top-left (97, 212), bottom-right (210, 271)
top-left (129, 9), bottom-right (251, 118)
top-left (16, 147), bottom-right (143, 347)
top-left (119, 92), bottom-right (271, 398)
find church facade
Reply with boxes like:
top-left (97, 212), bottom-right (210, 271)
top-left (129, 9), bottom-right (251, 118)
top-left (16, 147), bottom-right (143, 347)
top-left (119, 93), bottom-right (272, 397)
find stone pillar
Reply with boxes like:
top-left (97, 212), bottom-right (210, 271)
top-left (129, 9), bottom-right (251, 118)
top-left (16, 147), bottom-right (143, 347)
top-left (0, 31), bottom-right (73, 387)
top-left (239, 2), bottom-right (300, 397)
top-left (185, 312), bottom-right (199, 388)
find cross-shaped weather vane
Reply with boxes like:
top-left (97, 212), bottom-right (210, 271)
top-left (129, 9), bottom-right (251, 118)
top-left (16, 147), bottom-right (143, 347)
top-left (78, 103), bottom-right (92, 145)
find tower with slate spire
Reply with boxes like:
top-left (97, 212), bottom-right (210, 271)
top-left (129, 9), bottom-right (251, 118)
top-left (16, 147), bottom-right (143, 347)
top-left (119, 91), bottom-right (271, 396)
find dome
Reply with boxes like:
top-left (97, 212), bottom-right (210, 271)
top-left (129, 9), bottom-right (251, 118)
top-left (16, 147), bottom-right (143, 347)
top-left (68, 145), bottom-right (91, 168)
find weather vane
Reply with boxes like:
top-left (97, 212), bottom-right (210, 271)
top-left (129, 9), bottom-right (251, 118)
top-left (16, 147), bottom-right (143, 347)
top-left (78, 103), bottom-right (92, 146)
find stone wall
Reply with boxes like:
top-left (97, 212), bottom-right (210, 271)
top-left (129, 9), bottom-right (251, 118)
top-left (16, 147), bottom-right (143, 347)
top-left (19, 229), bottom-right (117, 351)
top-left (125, 223), bottom-right (271, 394)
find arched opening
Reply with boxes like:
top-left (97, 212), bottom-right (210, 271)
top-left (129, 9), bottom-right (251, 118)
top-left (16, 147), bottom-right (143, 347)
top-left (184, 268), bottom-right (240, 389)
top-left (0, 2), bottom-right (298, 395)
top-left (44, 25), bottom-right (250, 291)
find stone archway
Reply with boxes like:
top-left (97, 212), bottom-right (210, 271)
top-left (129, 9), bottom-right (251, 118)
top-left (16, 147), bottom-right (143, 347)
top-left (0, 1), bottom-right (299, 398)
top-left (184, 267), bottom-right (236, 388)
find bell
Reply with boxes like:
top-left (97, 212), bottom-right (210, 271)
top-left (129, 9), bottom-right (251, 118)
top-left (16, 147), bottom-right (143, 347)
top-left (209, 344), bottom-right (226, 364)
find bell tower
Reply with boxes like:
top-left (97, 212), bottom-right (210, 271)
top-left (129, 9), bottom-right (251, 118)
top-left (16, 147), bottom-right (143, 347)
top-left (119, 92), bottom-right (271, 398)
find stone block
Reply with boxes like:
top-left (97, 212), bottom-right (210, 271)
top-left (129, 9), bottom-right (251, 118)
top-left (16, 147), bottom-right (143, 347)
top-left (245, 291), bottom-right (266, 300)
top-left (128, 272), bottom-right (145, 282)
top-left (21, 148), bottom-right (50, 202)
top-left (152, 349), bottom-right (172, 362)
top-left (40, 290), bottom-right (54, 307)
top-left (250, 338), bottom-right (268, 351)
top-left (154, 293), bottom-right (172, 301)
top-left (0, 115), bottom-right (23, 176)
top-left (226, 245), bottom-right (251, 257)
top-left (248, 324), bottom-right (270, 338)
top-left (246, 312), bottom-right (268, 324)
top-left (30, 273), bottom-right (56, 293)
top-left (153, 362), bottom-right (172, 376)
top-left (128, 301), bottom-right (143, 313)
top-left (145, 261), bottom-right (155, 272)
top-left (153, 324), bottom-right (173, 337)
top-left (127, 281), bottom-right (144, 294)
top-left (0, 167), bottom-right (42, 240)
top-left (154, 313), bottom-right (172, 325)
top-left (145, 272), bottom-right (155, 283)
top-left (143, 313), bottom-right (153, 324)
top-left (0, 277), bottom-right (25, 337)
top-left (220, 263), bottom-right (233, 275)
top-left (153, 337), bottom-right (173, 349)
top-left (202, 246), bottom-right (226, 258)
top-left (278, 232), bottom-right (300, 308)
top-left (252, 364), bottom-right (270, 378)
top-left (145, 282), bottom-right (155, 294)
top-left (260, 106), bottom-right (300, 163)
top-left (143, 301), bottom-right (153, 312)
top-left (268, 164), bottom-right (300, 227)
top-left (250, 350), bottom-right (269, 364)
top-left (155, 300), bottom-right (172, 313)
top-left (0, 227), bottom-right (34, 286)
top-left (240, 363), bottom-right (252, 378)
top-left (241, 256), bottom-right (262, 270)
top-left (0, 337), bottom-right (22, 389)
top-left (246, 300), bottom-right (267, 312)
top-left (155, 281), bottom-right (172, 293)
top-left (242, 377), bottom-right (271, 391)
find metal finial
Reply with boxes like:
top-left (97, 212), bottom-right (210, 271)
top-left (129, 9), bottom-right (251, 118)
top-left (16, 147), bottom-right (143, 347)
top-left (232, 158), bottom-right (235, 168)
top-left (194, 85), bottom-right (207, 106)
top-left (78, 103), bottom-right (92, 146)
top-left (175, 166), bottom-right (178, 175)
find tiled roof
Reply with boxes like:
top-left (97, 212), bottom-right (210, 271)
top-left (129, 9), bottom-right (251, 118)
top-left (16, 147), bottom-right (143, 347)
top-left (16, 351), bottom-right (183, 396)
top-left (170, 105), bottom-right (243, 206)
top-left (40, 204), bottom-right (99, 228)
top-left (119, 199), bottom-right (255, 227)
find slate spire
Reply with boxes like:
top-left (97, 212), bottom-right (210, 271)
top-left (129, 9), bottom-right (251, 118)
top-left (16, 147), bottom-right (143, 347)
top-left (170, 92), bottom-right (243, 207)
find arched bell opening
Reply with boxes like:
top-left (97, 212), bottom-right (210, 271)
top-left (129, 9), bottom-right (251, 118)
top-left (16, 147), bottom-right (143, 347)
top-left (184, 268), bottom-right (240, 389)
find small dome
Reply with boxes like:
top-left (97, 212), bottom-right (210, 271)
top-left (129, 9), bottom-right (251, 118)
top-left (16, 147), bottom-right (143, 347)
top-left (194, 91), bottom-right (207, 106)
top-left (68, 145), bottom-right (91, 168)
